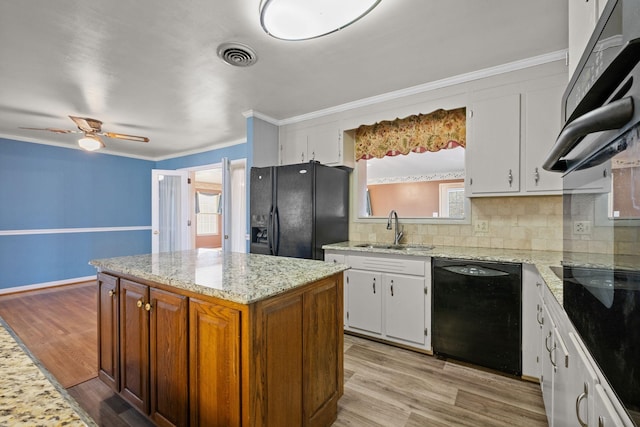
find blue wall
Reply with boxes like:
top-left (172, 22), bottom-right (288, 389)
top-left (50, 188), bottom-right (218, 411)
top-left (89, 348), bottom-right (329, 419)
top-left (0, 138), bottom-right (154, 289)
top-left (0, 137), bottom-right (252, 290)
top-left (0, 136), bottom-right (253, 290)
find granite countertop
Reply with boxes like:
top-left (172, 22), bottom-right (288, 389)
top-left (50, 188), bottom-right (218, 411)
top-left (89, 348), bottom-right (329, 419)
top-left (323, 241), bottom-right (564, 304)
top-left (0, 318), bottom-right (96, 426)
top-left (90, 249), bottom-right (349, 305)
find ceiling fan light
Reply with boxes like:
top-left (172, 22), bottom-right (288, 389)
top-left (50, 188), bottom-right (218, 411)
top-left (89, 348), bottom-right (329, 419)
top-left (259, 0), bottom-right (381, 41)
top-left (78, 134), bottom-right (104, 151)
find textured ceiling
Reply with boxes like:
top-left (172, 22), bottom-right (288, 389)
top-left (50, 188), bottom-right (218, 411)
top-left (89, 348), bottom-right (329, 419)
top-left (0, 1), bottom-right (568, 160)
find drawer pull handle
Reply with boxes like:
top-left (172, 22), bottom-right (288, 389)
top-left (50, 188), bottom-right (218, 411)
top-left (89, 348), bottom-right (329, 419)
top-left (575, 382), bottom-right (588, 427)
top-left (536, 306), bottom-right (544, 325)
top-left (545, 331), bottom-right (553, 352)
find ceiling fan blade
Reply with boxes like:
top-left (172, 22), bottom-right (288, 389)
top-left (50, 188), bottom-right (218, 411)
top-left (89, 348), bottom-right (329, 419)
top-left (19, 126), bottom-right (77, 134)
top-left (69, 115), bottom-right (102, 133)
top-left (102, 132), bottom-right (150, 143)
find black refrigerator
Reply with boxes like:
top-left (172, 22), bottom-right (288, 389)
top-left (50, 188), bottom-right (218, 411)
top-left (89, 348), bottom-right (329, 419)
top-left (250, 162), bottom-right (349, 260)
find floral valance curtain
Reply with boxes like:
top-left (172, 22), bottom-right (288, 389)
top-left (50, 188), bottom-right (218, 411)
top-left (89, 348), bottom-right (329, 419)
top-left (355, 107), bottom-right (466, 160)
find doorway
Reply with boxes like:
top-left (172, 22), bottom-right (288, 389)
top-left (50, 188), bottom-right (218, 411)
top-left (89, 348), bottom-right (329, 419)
top-left (192, 169), bottom-right (223, 250)
top-left (186, 159), bottom-right (247, 253)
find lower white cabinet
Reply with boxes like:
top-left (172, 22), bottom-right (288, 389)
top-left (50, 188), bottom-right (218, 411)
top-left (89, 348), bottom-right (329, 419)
top-left (383, 274), bottom-right (426, 344)
top-left (325, 250), bottom-right (431, 352)
top-left (538, 277), bottom-right (632, 427)
top-left (594, 383), bottom-right (626, 427)
top-left (523, 263), bottom-right (632, 426)
top-left (521, 264), bottom-right (545, 380)
top-left (347, 269), bottom-right (382, 334)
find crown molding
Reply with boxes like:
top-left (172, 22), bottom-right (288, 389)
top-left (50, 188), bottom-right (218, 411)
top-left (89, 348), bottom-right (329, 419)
top-left (279, 49), bottom-right (568, 125)
top-left (242, 109), bottom-right (280, 125)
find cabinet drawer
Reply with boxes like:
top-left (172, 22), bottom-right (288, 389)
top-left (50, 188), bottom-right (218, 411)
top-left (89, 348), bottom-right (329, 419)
top-left (325, 253), bottom-right (346, 265)
top-left (347, 255), bottom-right (426, 276)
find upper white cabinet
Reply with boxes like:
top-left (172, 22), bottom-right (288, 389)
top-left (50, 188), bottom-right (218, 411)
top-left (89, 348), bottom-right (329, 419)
top-left (280, 128), bottom-right (308, 165)
top-left (524, 84), bottom-right (565, 193)
top-left (467, 72), bottom-right (568, 197)
top-left (280, 123), bottom-right (355, 168)
top-left (568, 0), bottom-right (601, 77)
top-left (467, 93), bottom-right (521, 194)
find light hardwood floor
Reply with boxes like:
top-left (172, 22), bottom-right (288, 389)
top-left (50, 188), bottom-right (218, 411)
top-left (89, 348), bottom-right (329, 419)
top-left (0, 282), bottom-right (548, 426)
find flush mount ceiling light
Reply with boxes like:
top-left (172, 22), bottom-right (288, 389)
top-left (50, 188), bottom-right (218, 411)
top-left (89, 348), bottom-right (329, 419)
top-left (259, 0), bottom-right (381, 41)
top-left (78, 134), bottom-right (105, 151)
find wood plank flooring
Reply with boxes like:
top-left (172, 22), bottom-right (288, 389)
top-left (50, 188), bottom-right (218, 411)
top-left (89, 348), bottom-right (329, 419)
top-left (0, 282), bottom-right (98, 388)
top-left (0, 283), bottom-right (548, 426)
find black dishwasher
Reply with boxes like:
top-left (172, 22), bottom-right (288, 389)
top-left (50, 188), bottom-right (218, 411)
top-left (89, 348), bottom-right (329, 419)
top-left (432, 258), bottom-right (522, 376)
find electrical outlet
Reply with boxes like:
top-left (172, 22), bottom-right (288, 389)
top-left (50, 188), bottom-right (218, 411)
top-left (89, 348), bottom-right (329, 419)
top-left (474, 220), bottom-right (489, 233)
top-left (573, 221), bottom-right (592, 235)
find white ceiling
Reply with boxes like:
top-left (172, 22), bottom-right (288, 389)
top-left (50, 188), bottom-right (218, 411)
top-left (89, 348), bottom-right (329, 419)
top-left (0, 1), bottom-right (568, 160)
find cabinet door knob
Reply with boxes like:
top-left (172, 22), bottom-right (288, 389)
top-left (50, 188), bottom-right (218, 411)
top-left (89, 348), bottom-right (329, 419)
top-left (136, 299), bottom-right (143, 308)
top-left (144, 303), bottom-right (152, 312)
top-left (108, 290), bottom-right (116, 297)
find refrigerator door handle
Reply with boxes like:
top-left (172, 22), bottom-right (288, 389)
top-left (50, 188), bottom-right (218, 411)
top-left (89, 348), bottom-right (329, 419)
top-left (267, 205), bottom-right (274, 255)
top-left (273, 206), bottom-right (280, 256)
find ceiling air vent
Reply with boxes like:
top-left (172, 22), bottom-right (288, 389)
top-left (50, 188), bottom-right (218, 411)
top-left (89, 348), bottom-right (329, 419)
top-left (217, 42), bottom-right (258, 67)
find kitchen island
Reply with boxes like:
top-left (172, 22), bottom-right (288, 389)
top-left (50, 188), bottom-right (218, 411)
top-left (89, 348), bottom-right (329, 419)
top-left (90, 249), bottom-right (347, 427)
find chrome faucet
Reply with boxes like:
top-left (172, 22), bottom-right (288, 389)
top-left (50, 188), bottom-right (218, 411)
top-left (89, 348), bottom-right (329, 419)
top-left (387, 210), bottom-right (404, 245)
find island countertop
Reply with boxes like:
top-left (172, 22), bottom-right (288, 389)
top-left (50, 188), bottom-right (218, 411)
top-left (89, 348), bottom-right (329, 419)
top-left (90, 249), bottom-right (348, 305)
top-left (0, 318), bottom-right (96, 426)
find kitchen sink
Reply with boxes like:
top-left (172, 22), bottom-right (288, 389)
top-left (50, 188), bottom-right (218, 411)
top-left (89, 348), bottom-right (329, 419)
top-left (354, 243), bottom-right (434, 252)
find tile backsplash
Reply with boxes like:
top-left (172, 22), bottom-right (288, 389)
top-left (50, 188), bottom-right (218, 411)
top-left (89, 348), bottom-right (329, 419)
top-left (350, 196), bottom-right (564, 252)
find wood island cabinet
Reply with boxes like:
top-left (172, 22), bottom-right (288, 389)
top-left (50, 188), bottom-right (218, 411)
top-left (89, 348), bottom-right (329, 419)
top-left (118, 278), bottom-right (189, 427)
top-left (97, 272), bottom-right (119, 391)
top-left (189, 298), bottom-right (241, 426)
top-left (96, 269), bottom-right (343, 427)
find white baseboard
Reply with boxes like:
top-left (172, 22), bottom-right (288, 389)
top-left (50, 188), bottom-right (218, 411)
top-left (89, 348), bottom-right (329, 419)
top-left (0, 276), bottom-right (96, 295)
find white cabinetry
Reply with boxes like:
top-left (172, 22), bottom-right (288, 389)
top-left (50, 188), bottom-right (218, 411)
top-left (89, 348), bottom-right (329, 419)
top-left (383, 274), bottom-right (426, 344)
top-left (280, 123), bottom-right (354, 168)
top-left (325, 250), bottom-right (431, 351)
top-left (467, 72), bottom-right (568, 197)
top-left (594, 383), bottom-right (626, 427)
top-left (467, 93), bottom-right (521, 194)
top-left (521, 264), bottom-right (545, 381)
top-left (280, 128), bottom-right (308, 165)
top-left (346, 269), bottom-right (382, 334)
top-left (568, 0), bottom-right (601, 77)
top-left (524, 84), bottom-right (565, 192)
top-left (538, 274), bottom-right (633, 426)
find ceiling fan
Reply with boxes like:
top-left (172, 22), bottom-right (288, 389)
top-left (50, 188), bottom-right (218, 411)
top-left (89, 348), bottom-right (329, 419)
top-left (21, 115), bottom-right (149, 151)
